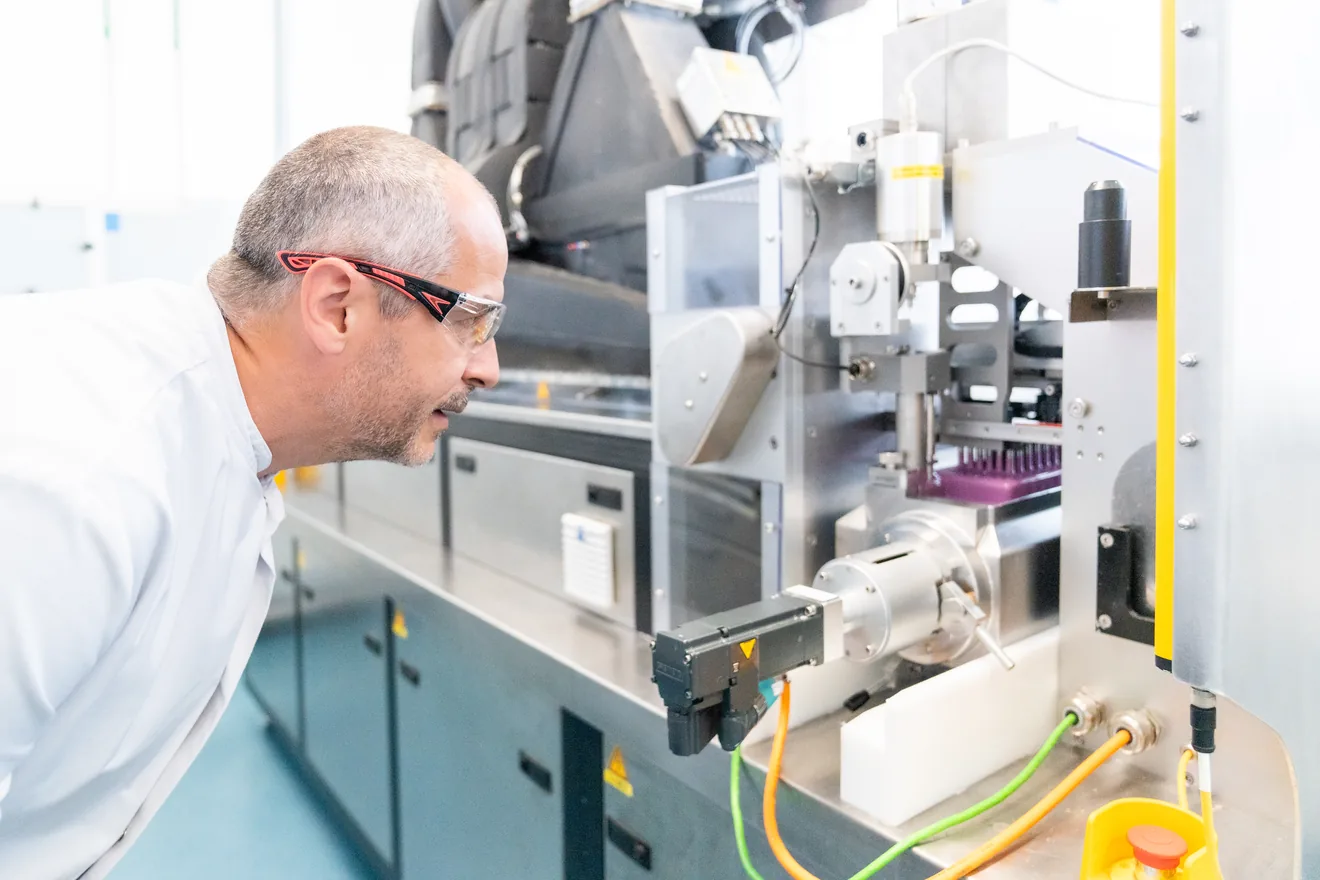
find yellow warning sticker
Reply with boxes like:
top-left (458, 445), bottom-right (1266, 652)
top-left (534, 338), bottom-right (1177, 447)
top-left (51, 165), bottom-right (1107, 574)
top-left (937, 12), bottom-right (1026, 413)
top-left (739, 639), bottom-right (757, 659)
top-left (891, 164), bottom-right (945, 180)
top-left (603, 745), bottom-right (634, 798)
top-left (392, 609), bottom-right (409, 640)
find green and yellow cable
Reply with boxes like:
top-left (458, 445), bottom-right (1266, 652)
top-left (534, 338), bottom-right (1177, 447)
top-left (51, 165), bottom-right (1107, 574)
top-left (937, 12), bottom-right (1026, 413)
top-left (730, 713), bottom-right (1079, 880)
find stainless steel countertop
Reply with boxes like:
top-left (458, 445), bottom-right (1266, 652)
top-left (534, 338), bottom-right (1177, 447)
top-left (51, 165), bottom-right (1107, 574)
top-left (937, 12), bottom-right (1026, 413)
top-left (283, 488), bottom-right (1290, 878)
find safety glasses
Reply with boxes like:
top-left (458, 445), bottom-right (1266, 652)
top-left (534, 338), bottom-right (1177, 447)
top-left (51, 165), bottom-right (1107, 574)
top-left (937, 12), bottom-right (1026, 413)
top-left (276, 250), bottom-right (504, 347)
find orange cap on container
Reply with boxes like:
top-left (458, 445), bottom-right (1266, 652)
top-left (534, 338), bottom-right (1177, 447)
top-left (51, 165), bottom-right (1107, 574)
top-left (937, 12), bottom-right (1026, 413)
top-left (1127, 824), bottom-right (1188, 871)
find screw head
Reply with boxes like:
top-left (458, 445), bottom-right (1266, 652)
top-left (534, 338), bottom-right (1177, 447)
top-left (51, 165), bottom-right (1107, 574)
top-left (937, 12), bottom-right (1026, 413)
top-left (699, 371), bottom-right (708, 382)
top-left (1100, 533), bottom-right (1115, 549)
top-left (764, 522), bottom-right (777, 534)
top-left (848, 276), bottom-right (863, 289)
top-left (1179, 352), bottom-right (1200, 367)
top-left (957, 238), bottom-right (980, 258)
top-left (652, 248), bottom-right (661, 258)
top-left (1097, 614), bottom-right (1113, 631)
top-left (1179, 433), bottom-right (1199, 447)
top-left (1044, 384), bottom-right (1057, 396)
top-left (1177, 514), bottom-right (1199, 530)
top-left (1068, 398), bottom-right (1091, 419)
top-left (1180, 106), bottom-right (1201, 122)
top-left (1180, 21), bottom-right (1200, 36)
top-left (684, 399), bottom-right (694, 409)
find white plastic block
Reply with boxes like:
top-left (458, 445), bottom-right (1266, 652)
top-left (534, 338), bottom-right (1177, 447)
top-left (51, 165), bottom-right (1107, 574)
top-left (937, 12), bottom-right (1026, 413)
top-left (839, 627), bottom-right (1060, 827)
top-left (561, 513), bottom-right (616, 610)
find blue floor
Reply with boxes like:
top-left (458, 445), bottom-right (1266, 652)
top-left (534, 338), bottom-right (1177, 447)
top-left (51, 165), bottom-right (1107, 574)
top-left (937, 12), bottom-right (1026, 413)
top-left (112, 684), bottom-right (373, 880)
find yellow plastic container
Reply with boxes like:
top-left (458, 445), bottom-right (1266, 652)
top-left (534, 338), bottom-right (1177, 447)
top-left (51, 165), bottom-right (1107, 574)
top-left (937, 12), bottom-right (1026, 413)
top-left (1080, 798), bottom-right (1219, 880)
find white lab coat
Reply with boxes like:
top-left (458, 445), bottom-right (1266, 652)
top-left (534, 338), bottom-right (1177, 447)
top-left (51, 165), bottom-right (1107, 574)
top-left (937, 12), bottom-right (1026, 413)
top-left (0, 279), bottom-right (284, 878)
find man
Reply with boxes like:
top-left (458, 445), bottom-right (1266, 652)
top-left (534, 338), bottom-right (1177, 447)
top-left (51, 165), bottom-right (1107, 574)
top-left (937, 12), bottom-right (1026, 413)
top-left (0, 126), bottom-right (506, 878)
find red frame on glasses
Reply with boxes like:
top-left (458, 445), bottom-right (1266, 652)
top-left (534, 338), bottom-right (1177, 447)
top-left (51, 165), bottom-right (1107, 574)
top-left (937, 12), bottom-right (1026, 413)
top-left (277, 250), bottom-right (464, 326)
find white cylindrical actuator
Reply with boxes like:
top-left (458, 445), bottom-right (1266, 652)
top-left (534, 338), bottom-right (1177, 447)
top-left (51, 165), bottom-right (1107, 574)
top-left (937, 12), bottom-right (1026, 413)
top-left (877, 131), bottom-right (945, 261)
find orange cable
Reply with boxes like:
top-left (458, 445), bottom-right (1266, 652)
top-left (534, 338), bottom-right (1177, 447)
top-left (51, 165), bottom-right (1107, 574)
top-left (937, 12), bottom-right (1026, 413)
top-left (762, 681), bottom-right (825, 880)
top-left (927, 729), bottom-right (1132, 879)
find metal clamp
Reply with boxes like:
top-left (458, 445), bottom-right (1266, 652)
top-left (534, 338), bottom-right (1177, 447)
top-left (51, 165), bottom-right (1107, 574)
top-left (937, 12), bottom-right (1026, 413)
top-left (938, 581), bottom-right (1015, 670)
top-left (506, 145), bottom-right (544, 246)
top-left (408, 82), bottom-right (450, 117)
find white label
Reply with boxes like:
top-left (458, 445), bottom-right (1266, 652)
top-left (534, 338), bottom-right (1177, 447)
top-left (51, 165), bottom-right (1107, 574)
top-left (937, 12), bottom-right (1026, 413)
top-left (561, 513), bottom-right (616, 610)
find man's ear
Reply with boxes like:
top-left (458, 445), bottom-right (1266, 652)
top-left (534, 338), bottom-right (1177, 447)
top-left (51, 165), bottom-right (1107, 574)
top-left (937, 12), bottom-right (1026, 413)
top-left (298, 258), bottom-right (372, 355)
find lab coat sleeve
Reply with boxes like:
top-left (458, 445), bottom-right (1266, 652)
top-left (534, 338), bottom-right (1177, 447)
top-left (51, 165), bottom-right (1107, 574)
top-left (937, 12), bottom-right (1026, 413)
top-left (0, 470), bottom-right (146, 813)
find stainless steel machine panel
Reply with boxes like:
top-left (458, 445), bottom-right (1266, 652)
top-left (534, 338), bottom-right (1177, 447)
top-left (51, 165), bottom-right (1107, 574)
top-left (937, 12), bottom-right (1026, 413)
top-left (341, 452), bottom-right (442, 542)
top-left (448, 437), bottom-right (637, 627)
top-left (393, 577), bottom-right (563, 878)
top-left (297, 527), bottom-right (395, 866)
top-left (245, 529), bottom-right (302, 744)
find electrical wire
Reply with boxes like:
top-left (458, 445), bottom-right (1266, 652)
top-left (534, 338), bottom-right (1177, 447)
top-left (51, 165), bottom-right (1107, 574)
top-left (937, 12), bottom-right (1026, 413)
top-left (845, 713), bottom-right (1079, 880)
top-left (926, 728), bottom-right (1132, 879)
top-left (735, 0), bottom-right (807, 85)
top-left (762, 681), bottom-right (824, 880)
top-left (731, 747), bottom-right (769, 880)
top-left (899, 38), bottom-right (1158, 132)
top-left (766, 151), bottom-right (850, 374)
top-left (1177, 747), bottom-right (1195, 812)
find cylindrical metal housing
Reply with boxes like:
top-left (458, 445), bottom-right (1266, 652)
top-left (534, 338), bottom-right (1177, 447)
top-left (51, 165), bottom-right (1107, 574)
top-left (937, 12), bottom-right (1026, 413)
top-left (1078, 179), bottom-right (1131, 289)
top-left (813, 543), bottom-right (943, 662)
top-left (896, 391), bottom-right (930, 472)
top-left (878, 131), bottom-right (945, 261)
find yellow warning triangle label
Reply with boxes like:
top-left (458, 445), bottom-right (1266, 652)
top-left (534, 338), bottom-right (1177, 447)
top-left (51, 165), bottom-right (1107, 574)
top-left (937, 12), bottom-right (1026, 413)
top-left (392, 609), bottom-right (409, 640)
top-left (740, 639), bottom-right (756, 659)
top-left (603, 746), bottom-right (634, 797)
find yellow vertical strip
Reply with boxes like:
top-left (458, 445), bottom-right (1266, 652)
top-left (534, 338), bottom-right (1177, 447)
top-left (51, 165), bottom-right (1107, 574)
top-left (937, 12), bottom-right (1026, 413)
top-left (1154, 0), bottom-right (1178, 669)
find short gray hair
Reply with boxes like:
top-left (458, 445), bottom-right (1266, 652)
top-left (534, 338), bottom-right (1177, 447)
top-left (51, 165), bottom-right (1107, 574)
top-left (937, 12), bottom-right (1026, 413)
top-left (209, 126), bottom-right (485, 324)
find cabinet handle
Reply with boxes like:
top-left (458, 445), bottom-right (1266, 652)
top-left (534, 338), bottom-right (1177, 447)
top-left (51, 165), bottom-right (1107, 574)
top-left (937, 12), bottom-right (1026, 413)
top-left (399, 661), bottom-right (421, 686)
top-left (363, 633), bottom-right (383, 656)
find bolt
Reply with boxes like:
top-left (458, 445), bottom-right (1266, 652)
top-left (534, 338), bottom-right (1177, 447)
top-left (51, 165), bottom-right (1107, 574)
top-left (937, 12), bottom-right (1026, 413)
top-left (1177, 514), bottom-right (1199, 530)
top-left (1180, 21), bottom-right (1200, 36)
top-left (1179, 352), bottom-right (1200, 367)
top-left (764, 522), bottom-right (777, 534)
top-left (808, 658), bottom-right (819, 666)
top-left (865, 584), bottom-right (877, 593)
top-left (684, 653), bottom-right (692, 662)
top-left (1076, 450), bottom-right (1084, 459)
top-left (684, 399), bottom-right (694, 409)
top-left (1068, 398), bottom-right (1091, 418)
top-left (649, 639), bottom-right (657, 650)
top-left (1044, 384), bottom-right (1057, 396)
top-left (1097, 614), bottom-right (1113, 630)
top-left (804, 604), bottom-right (818, 617)
top-left (848, 276), bottom-right (863, 289)
top-left (684, 689), bottom-right (692, 698)
top-left (654, 495), bottom-right (664, 505)
top-left (1180, 106), bottom-right (1201, 122)
top-left (1100, 533), bottom-right (1115, 549)
top-left (1179, 433), bottom-right (1199, 447)
top-left (957, 238), bottom-right (980, 258)
top-left (699, 371), bottom-right (708, 382)
top-left (1096, 452), bottom-right (1104, 461)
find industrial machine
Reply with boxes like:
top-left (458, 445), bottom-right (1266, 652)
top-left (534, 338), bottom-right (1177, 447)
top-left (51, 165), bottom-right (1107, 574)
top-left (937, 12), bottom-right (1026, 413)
top-left (247, 0), bottom-right (1312, 877)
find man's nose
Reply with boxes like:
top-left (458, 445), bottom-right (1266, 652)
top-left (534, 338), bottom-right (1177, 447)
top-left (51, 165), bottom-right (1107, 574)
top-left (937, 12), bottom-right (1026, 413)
top-left (463, 341), bottom-right (499, 389)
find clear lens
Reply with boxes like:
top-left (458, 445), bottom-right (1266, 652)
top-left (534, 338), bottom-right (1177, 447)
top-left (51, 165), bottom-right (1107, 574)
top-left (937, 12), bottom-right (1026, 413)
top-left (446, 298), bottom-right (504, 348)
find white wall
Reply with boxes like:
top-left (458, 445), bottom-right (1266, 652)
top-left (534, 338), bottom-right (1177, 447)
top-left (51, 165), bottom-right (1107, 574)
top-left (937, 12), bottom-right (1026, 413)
top-left (0, 0), bottom-right (416, 208)
top-left (0, 0), bottom-right (419, 287)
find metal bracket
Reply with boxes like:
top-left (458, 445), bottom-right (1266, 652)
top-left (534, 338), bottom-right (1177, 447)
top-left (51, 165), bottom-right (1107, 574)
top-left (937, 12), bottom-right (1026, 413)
top-left (1095, 525), bottom-right (1155, 645)
top-left (1069, 286), bottom-right (1158, 323)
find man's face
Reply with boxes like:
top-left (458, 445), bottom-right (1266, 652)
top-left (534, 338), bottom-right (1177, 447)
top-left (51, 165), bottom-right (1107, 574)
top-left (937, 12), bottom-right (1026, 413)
top-left (325, 192), bottom-right (506, 466)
